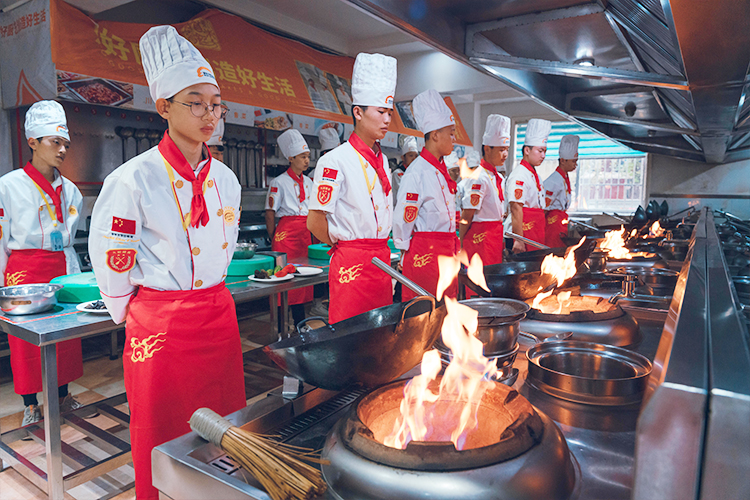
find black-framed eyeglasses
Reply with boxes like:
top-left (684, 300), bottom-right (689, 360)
top-left (169, 99), bottom-right (228, 119)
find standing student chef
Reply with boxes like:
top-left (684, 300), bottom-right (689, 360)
top-left (506, 118), bottom-right (551, 253)
top-left (391, 135), bottom-right (419, 200)
top-left (544, 135), bottom-right (579, 248)
top-left (393, 89), bottom-right (459, 300)
top-left (89, 26), bottom-right (245, 500)
top-left (265, 129), bottom-right (314, 326)
top-left (459, 115), bottom-right (511, 266)
top-left (307, 52), bottom-right (397, 323)
top-left (0, 101), bottom-right (84, 425)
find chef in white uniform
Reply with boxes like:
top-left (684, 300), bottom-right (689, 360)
top-left (506, 118), bottom-right (551, 252)
top-left (89, 26), bottom-right (245, 500)
top-left (393, 89), bottom-right (458, 300)
top-left (544, 134), bottom-right (579, 248)
top-left (0, 100), bottom-right (84, 425)
top-left (392, 135), bottom-right (419, 199)
top-left (307, 52), bottom-right (396, 323)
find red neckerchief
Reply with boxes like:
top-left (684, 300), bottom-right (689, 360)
top-left (348, 132), bottom-right (391, 196)
top-left (158, 131), bottom-right (211, 228)
top-left (23, 162), bottom-right (64, 223)
top-left (287, 168), bottom-right (305, 202)
top-left (521, 159), bottom-right (542, 192)
top-left (420, 148), bottom-right (457, 194)
top-left (480, 158), bottom-right (504, 202)
top-left (556, 166), bottom-right (571, 194)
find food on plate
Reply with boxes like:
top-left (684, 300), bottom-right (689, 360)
top-left (75, 82), bottom-right (125, 105)
top-left (276, 269), bottom-right (289, 278)
top-left (282, 264), bottom-right (297, 273)
top-left (254, 269), bottom-right (270, 279)
top-left (85, 300), bottom-right (107, 310)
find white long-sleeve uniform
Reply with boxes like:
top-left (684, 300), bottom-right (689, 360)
top-left (308, 141), bottom-right (392, 242)
top-left (392, 155), bottom-right (455, 251)
top-left (459, 167), bottom-right (506, 222)
top-left (0, 168), bottom-right (82, 285)
top-left (543, 169), bottom-right (571, 211)
top-left (265, 171), bottom-right (314, 216)
top-left (89, 146), bottom-right (241, 323)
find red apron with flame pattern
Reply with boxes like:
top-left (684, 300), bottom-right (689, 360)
top-left (403, 232), bottom-right (459, 301)
top-left (328, 239), bottom-right (392, 323)
top-left (271, 215), bottom-right (313, 305)
top-left (521, 207), bottom-right (547, 247)
top-left (124, 283), bottom-right (245, 500)
top-left (5, 249), bottom-right (83, 395)
top-left (545, 209), bottom-right (568, 248)
top-left (462, 221), bottom-right (504, 267)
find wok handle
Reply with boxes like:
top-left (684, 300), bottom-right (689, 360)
top-left (569, 219), bottom-right (599, 231)
top-left (295, 316), bottom-right (333, 335)
top-left (604, 212), bottom-right (629, 223)
top-left (504, 231), bottom-right (550, 250)
top-left (400, 295), bottom-right (436, 323)
top-left (371, 257), bottom-right (436, 299)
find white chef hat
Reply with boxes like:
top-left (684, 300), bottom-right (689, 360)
top-left (524, 119), bottom-right (552, 147)
top-left (466, 150), bottom-right (482, 168)
top-left (351, 53), bottom-right (397, 109)
top-left (559, 134), bottom-right (580, 160)
top-left (139, 25), bottom-right (219, 102)
top-left (482, 114), bottom-right (511, 147)
top-left (318, 127), bottom-right (340, 151)
top-left (278, 129), bottom-right (309, 159)
top-left (401, 136), bottom-right (419, 156)
top-left (25, 100), bottom-right (69, 141)
top-left (206, 119), bottom-right (224, 146)
top-left (444, 151), bottom-right (459, 169)
top-left (412, 89), bottom-right (454, 134)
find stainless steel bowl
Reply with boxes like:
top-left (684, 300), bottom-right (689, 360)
top-left (586, 249), bottom-right (609, 273)
top-left (0, 284), bottom-right (63, 315)
top-left (232, 242), bottom-right (257, 259)
top-left (460, 298), bottom-right (531, 354)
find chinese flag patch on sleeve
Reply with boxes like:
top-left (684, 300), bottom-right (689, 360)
top-left (471, 184), bottom-right (482, 191)
top-left (406, 192), bottom-right (419, 202)
top-left (322, 168), bottom-right (338, 180)
top-left (0, 208), bottom-right (4, 217)
top-left (111, 217), bottom-right (136, 235)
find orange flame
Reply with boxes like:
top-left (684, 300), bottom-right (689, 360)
top-left (459, 157), bottom-right (480, 180)
top-left (384, 250), bottom-right (497, 450)
top-left (601, 226), bottom-right (631, 259)
top-left (649, 221), bottom-right (665, 237)
top-left (539, 236), bottom-right (585, 287)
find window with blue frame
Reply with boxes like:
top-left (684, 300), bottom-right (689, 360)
top-left (514, 122), bottom-right (647, 213)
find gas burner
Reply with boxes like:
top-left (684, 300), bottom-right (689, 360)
top-left (321, 379), bottom-right (576, 500)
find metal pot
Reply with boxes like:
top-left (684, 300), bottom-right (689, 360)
top-left (459, 298), bottom-right (530, 354)
top-left (0, 284), bottom-right (63, 315)
top-left (232, 242), bottom-right (257, 259)
top-left (586, 249), bottom-right (609, 273)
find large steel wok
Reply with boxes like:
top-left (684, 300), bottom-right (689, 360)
top-left (263, 296), bottom-right (445, 390)
top-left (460, 261), bottom-right (556, 300)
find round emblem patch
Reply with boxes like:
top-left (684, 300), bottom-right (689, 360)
top-left (470, 193), bottom-right (480, 206)
top-left (404, 205), bottom-right (418, 223)
top-left (223, 207), bottom-right (236, 225)
top-left (317, 184), bottom-right (334, 205)
top-left (515, 188), bottom-right (523, 200)
top-left (105, 248), bottom-right (137, 273)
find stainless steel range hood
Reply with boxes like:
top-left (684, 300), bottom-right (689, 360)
top-left (341, 0), bottom-right (750, 164)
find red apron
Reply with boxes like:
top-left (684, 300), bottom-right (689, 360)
top-left (462, 221), bottom-right (504, 267)
top-left (522, 207), bottom-right (547, 247)
top-left (124, 283), bottom-right (245, 500)
top-left (271, 215), bottom-right (313, 305)
top-left (328, 239), bottom-right (392, 323)
top-left (402, 232), bottom-right (459, 301)
top-left (6, 249), bottom-right (83, 395)
top-left (545, 209), bottom-right (568, 248)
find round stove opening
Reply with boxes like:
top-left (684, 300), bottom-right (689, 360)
top-left (538, 352), bottom-right (639, 379)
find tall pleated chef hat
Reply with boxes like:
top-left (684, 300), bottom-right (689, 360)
top-left (444, 151), bottom-right (459, 169)
top-left (206, 119), bottom-right (224, 146)
top-left (412, 89), bottom-right (455, 134)
top-left (351, 53), bottom-right (397, 109)
top-left (25, 100), bottom-right (69, 141)
top-left (278, 129), bottom-right (309, 159)
top-left (524, 118), bottom-right (552, 147)
top-left (140, 25), bottom-right (218, 102)
top-left (559, 134), bottom-right (580, 160)
top-left (400, 135), bottom-right (419, 156)
top-left (318, 127), bottom-right (340, 151)
top-left (482, 114), bottom-right (511, 147)
top-left (466, 150), bottom-right (482, 168)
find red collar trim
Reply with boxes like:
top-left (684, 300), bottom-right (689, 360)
top-left (556, 166), bottom-right (571, 194)
top-left (420, 148), bottom-right (457, 194)
top-left (521, 159), bottom-right (541, 191)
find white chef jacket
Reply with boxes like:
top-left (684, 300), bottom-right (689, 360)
top-left (460, 166), bottom-right (506, 223)
top-left (89, 144), bottom-right (241, 324)
top-left (505, 162), bottom-right (545, 209)
top-left (392, 155), bottom-right (456, 251)
top-left (265, 170), bottom-right (314, 217)
top-left (0, 168), bottom-right (82, 285)
top-left (391, 167), bottom-right (405, 201)
top-left (544, 168), bottom-right (571, 211)
top-left (309, 141), bottom-right (393, 243)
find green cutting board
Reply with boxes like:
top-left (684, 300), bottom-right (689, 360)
top-left (50, 272), bottom-right (101, 303)
top-left (308, 243), bottom-right (332, 262)
top-left (227, 254), bottom-right (275, 276)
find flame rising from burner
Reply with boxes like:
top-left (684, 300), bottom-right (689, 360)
top-left (601, 226), bottom-right (632, 259)
top-left (384, 253), bottom-right (497, 450)
top-left (649, 221), bottom-right (665, 237)
top-left (531, 238), bottom-right (583, 310)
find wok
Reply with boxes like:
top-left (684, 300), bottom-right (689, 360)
top-left (509, 238), bottom-right (597, 269)
top-left (459, 261), bottom-right (556, 300)
top-left (263, 295), bottom-right (445, 390)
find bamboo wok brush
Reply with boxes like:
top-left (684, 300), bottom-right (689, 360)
top-left (189, 408), bottom-right (327, 500)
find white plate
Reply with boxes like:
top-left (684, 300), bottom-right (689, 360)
top-left (294, 266), bottom-right (324, 276)
top-left (76, 300), bottom-right (109, 314)
top-left (248, 274), bottom-right (295, 283)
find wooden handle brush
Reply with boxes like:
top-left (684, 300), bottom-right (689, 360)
top-left (189, 408), bottom-right (327, 500)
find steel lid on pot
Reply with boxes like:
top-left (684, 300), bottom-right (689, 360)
top-left (459, 298), bottom-right (531, 324)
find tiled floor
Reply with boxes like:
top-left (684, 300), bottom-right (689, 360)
top-left (0, 298), bottom-right (306, 500)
